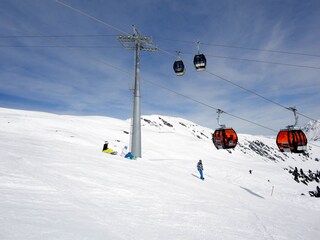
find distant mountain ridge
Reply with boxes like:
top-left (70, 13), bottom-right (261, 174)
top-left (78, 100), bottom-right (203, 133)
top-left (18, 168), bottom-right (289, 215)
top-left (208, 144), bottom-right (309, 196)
top-left (303, 120), bottom-right (320, 141)
top-left (141, 115), bottom-right (316, 163)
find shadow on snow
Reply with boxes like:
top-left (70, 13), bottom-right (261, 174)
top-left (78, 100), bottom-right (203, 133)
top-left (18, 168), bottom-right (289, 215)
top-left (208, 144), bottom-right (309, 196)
top-left (240, 186), bottom-right (265, 199)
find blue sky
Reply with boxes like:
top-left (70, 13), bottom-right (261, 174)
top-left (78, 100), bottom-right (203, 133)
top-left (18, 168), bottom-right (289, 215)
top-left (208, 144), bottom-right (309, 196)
top-left (1, 0), bottom-right (320, 135)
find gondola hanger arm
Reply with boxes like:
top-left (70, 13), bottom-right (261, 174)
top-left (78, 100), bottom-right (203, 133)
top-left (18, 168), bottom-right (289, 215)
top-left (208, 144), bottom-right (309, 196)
top-left (287, 106), bottom-right (298, 129)
top-left (217, 109), bottom-right (226, 128)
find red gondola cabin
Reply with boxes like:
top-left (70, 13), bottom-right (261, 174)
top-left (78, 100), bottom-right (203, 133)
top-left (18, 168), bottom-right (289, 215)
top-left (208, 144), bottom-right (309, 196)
top-left (212, 128), bottom-right (238, 150)
top-left (276, 129), bottom-right (307, 153)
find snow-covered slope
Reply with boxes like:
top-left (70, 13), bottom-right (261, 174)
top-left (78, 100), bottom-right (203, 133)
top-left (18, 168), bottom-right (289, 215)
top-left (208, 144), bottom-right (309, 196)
top-left (0, 107), bottom-right (319, 240)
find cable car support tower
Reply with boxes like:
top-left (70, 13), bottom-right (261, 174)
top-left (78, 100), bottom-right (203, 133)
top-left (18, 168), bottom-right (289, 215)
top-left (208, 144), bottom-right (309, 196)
top-left (117, 26), bottom-right (158, 158)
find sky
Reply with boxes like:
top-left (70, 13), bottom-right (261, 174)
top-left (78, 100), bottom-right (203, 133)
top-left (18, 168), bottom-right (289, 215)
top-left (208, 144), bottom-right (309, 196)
top-left (1, 0), bottom-right (320, 135)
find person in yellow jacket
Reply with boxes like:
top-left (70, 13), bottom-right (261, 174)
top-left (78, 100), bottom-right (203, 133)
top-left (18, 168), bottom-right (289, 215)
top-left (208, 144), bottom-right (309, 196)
top-left (102, 141), bottom-right (117, 155)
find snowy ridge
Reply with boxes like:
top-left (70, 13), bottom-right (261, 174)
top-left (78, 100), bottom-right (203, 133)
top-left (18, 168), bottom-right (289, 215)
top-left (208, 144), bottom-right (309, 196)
top-left (141, 114), bottom-right (317, 162)
top-left (0, 108), bottom-right (319, 240)
top-left (303, 119), bottom-right (320, 141)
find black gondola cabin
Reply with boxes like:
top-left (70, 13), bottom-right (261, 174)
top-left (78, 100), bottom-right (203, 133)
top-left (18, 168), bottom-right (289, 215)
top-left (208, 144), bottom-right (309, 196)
top-left (173, 60), bottom-right (185, 76)
top-left (276, 129), bottom-right (307, 153)
top-left (193, 54), bottom-right (206, 71)
top-left (212, 128), bottom-right (238, 149)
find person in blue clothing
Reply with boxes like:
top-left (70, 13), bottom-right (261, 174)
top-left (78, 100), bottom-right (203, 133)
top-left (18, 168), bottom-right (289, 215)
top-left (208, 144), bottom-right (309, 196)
top-left (197, 160), bottom-right (204, 180)
top-left (125, 152), bottom-right (136, 160)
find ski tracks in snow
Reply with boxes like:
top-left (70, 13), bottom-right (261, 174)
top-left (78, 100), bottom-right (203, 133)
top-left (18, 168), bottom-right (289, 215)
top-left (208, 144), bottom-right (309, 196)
top-left (230, 185), bottom-right (276, 240)
top-left (199, 167), bottom-right (276, 240)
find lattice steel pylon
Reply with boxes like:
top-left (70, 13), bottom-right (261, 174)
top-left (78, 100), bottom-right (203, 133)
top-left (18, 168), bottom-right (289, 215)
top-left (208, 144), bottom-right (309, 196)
top-left (117, 26), bottom-right (158, 158)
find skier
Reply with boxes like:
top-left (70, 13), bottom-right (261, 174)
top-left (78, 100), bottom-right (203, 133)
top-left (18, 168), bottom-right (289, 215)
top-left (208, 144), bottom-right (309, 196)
top-left (197, 160), bottom-right (204, 180)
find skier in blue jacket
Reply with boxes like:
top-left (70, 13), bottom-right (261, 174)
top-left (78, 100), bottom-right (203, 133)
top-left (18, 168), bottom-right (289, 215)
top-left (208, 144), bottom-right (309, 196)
top-left (197, 160), bottom-right (204, 180)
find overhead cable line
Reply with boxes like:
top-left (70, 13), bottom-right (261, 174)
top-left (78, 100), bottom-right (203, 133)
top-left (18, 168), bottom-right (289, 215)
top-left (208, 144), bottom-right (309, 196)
top-left (0, 45), bottom-right (121, 48)
top-left (55, 0), bottom-right (130, 35)
top-left (204, 70), bottom-right (318, 122)
top-left (205, 70), bottom-right (292, 110)
top-left (159, 49), bottom-right (320, 70)
top-left (203, 43), bottom-right (320, 58)
top-left (202, 42), bottom-right (320, 59)
top-left (3, 41), bottom-right (320, 69)
top-left (157, 47), bottom-right (318, 122)
top-left (155, 37), bottom-right (320, 58)
top-left (205, 54), bottom-right (320, 70)
top-left (3, 38), bottom-right (318, 69)
top-left (157, 47), bottom-right (176, 57)
top-left (13, 33), bottom-right (132, 77)
top-left (0, 34), bottom-right (116, 38)
top-left (141, 77), bottom-right (277, 133)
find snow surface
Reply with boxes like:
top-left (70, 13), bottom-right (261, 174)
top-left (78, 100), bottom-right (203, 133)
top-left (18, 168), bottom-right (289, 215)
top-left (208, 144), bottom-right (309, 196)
top-left (0, 107), bottom-right (319, 240)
